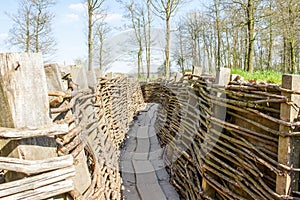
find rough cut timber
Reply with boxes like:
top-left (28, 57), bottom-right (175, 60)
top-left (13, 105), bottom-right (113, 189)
top-left (0, 52), bottom-right (51, 128)
top-left (44, 64), bottom-right (65, 92)
top-left (0, 52), bottom-right (57, 182)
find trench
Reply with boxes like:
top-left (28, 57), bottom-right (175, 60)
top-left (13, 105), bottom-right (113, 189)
top-left (120, 103), bottom-right (180, 200)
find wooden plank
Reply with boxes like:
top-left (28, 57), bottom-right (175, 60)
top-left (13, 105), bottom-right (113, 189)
top-left (2, 179), bottom-right (73, 200)
top-left (276, 74), bottom-right (300, 195)
top-left (72, 150), bottom-right (91, 194)
top-left (132, 138), bottom-right (150, 160)
top-left (133, 160), bottom-right (158, 184)
top-left (137, 126), bottom-right (149, 139)
top-left (0, 166), bottom-right (75, 197)
top-left (0, 52), bottom-right (51, 128)
top-left (0, 154), bottom-right (73, 175)
top-left (44, 64), bottom-right (64, 92)
top-left (122, 185), bottom-right (140, 200)
top-left (0, 124), bottom-right (68, 139)
top-left (137, 183), bottom-right (166, 200)
top-left (215, 67), bottom-right (231, 86)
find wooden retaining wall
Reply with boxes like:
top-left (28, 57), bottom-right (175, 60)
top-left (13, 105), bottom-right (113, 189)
top-left (141, 73), bottom-right (300, 200)
top-left (0, 53), bottom-right (145, 199)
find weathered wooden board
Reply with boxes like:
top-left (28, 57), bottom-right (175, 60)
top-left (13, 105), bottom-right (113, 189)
top-left (0, 53), bottom-right (57, 182)
top-left (0, 52), bottom-right (51, 128)
top-left (44, 64), bottom-right (64, 92)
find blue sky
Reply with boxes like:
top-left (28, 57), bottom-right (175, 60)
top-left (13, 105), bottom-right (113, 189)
top-left (0, 0), bottom-right (206, 72)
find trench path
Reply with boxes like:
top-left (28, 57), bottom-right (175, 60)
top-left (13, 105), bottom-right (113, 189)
top-left (120, 103), bottom-right (180, 200)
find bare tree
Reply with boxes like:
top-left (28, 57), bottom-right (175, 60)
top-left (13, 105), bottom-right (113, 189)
top-left (276, 0), bottom-right (300, 73)
top-left (246, 0), bottom-right (255, 73)
top-left (118, 0), bottom-right (150, 79)
top-left (228, 0), bottom-right (256, 72)
top-left (184, 11), bottom-right (202, 68)
top-left (173, 19), bottom-right (189, 74)
top-left (94, 13), bottom-right (111, 76)
top-left (7, 0), bottom-right (32, 52)
top-left (150, 0), bottom-right (185, 79)
top-left (169, 0), bottom-right (300, 75)
top-left (144, 0), bottom-right (152, 79)
top-left (87, 0), bottom-right (106, 71)
top-left (266, 0), bottom-right (275, 71)
top-left (127, 1), bottom-right (143, 78)
top-left (31, 0), bottom-right (56, 54)
top-left (7, 0), bottom-right (56, 57)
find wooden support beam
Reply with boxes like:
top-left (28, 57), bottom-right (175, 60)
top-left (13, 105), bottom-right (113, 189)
top-left (0, 154), bottom-right (73, 175)
top-left (276, 74), bottom-right (300, 195)
top-left (0, 166), bottom-right (75, 199)
top-left (0, 124), bottom-right (68, 139)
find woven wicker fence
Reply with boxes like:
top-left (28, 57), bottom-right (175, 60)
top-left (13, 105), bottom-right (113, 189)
top-left (141, 74), bottom-right (300, 200)
top-left (0, 72), bottom-right (144, 199)
top-left (50, 75), bottom-right (144, 199)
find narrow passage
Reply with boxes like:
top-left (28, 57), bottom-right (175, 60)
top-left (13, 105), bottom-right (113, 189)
top-left (120, 103), bottom-right (180, 200)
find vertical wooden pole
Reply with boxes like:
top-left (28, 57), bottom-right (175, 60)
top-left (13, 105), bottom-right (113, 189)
top-left (276, 74), bottom-right (300, 195)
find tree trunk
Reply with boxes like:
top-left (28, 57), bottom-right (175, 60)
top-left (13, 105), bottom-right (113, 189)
top-left (283, 37), bottom-right (287, 73)
top-left (178, 28), bottom-right (185, 74)
top-left (88, 0), bottom-right (93, 71)
top-left (232, 28), bottom-right (238, 69)
top-left (138, 47), bottom-right (142, 79)
top-left (290, 39), bottom-right (296, 74)
top-left (165, 16), bottom-right (171, 79)
top-left (202, 29), bottom-right (208, 72)
top-left (244, 27), bottom-right (248, 71)
top-left (225, 27), bottom-right (230, 68)
top-left (197, 36), bottom-right (202, 69)
top-left (35, 8), bottom-right (42, 53)
top-left (99, 34), bottom-right (103, 77)
top-left (26, 10), bottom-right (30, 53)
top-left (146, 1), bottom-right (151, 79)
top-left (267, 3), bottom-right (273, 71)
top-left (214, 0), bottom-right (221, 70)
top-left (267, 25), bottom-right (273, 71)
top-left (192, 37), bottom-right (197, 67)
top-left (246, 0), bottom-right (255, 72)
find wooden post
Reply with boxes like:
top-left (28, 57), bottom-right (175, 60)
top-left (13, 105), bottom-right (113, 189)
top-left (192, 66), bottom-right (203, 76)
top-left (276, 74), bottom-right (300, 195)
top-left (216, 67), bottom-right (231, 86)
top-left (0, 53), bottom-right (57, 181)
top-left (44, 64), bottom-right (64, 92)
top-left (0, 53), bottom-right (51, 127)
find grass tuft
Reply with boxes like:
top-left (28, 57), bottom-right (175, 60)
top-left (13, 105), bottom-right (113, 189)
top-left (231, 69), bottom-right (282, 84)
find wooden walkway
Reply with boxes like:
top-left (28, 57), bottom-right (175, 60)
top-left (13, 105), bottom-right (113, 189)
top-left (120, 103), bottom-right (180, 200)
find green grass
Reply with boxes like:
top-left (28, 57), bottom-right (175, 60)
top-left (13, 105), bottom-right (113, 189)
top-left (231, 69), bottom-right (282, 84)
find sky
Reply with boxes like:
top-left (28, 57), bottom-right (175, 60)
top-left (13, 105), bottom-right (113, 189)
top-left (0, 0), bottom-right (207, 73)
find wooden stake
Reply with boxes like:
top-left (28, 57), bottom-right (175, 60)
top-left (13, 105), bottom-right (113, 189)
top-left (276, 74), bottom-right (300, 195)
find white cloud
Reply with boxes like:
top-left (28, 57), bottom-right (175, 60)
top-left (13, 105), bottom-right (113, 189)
top-left (64, 14), bottom-right (79, 22)
top-left (69, 3), bottom-right (86, 13)
top-left (0, 33), bottom-right (8, 39)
